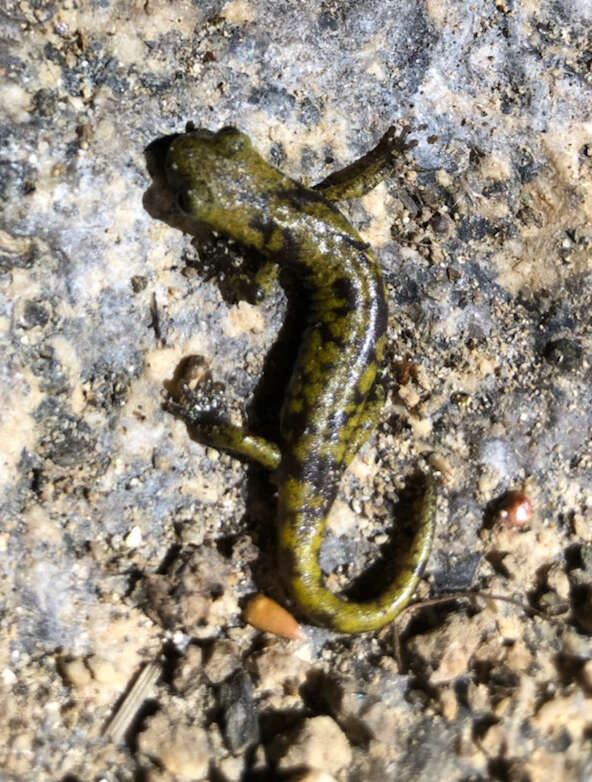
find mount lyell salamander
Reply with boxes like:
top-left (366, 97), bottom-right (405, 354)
top-left (162, 125), bottom-right (435, 632)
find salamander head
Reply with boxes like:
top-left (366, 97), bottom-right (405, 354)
top-left (165, 127), bottom-right (284, 236)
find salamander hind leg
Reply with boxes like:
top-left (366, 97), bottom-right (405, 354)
top-left (165, 355), bottom-right (281, 470)
top-left (224, 261), bottom-right (280, 304)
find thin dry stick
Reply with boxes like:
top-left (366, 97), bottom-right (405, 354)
top-left (103, 657), bottom-right (163, 743)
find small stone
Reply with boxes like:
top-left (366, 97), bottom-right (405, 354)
top-left (466, 682), bottom-right (491, 713)
top-left (216, 754), bottom-right (245, 782)
top-left (546, 563), bottom-right (571, 600)
top-left (251, 647), bottom-right (309, 694)
top-left (130, 275), bottom-right (148, 292)
top-left (138, 546), bottom-right (239, 639)
top-left (219, 671), bottom-right (259, 753)
top-left (398, 381), bottom-right (420, 408)
top-left (31, 87), bottom-right (59, 116)
top-left (495, 614), bottom-right (523, 642)
top-left (86, 657), bottom-right (120, 685)
top-left (573, 513), bottom-right (592, 542)
top-left (432, 212), bottom-right (452, 234)
top-left (533, 691), bottom-right (592, 742)
top-left (224, 301), bottom-right (264, 336)
top-left (276, 716), bottom-right (352, 775)
top-left (505, 640), bottom-right (533, 673)
top-left (562, 628), bottom-right (592, 658)
top-left (61, 657), bottom-right (92, 688)
top-left (176, 644), bottom-right (203, 690)
top-left (2, 668), bottom-right (17, 686)
top-left (439, 687), bottom-right (458, 721)
top-left (138, 711), bottom-right (210, 781)
top-left (360, 700), bottom-right (416, 747)
top-left (409, 414), bottom-right (432, 438)
top-left (407, 612), bottom-right (492, 685)
top-left (125, 525), bottom-right (143, 548)
top-left (203, 639), bottom-right (240, 684)
top-left (480, 722), bottom-right (505, 756)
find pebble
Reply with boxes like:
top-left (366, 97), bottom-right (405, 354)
top-left (219, 670), bottom-right (260, 753)
top-left (543, 337), bottom-right (583, 372)
top-left (124, 525), bottom-right (143, 548)
top-left (251, 646), bottom-right (309, 694)
top-left (275, 715), bottom-right (352, 775)
top-left (1, 668), bottom-right (17, 686)
top-left (203, 639), bottom-right (240, 685)
top-left (137, 712), bottom-right (210, 781)
top-left (61, 657), bottom-right (92, 688)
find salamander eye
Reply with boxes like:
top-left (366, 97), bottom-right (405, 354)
top-left (216, 126), bottom-right (249, 154)
top-left (176, 191), bottom-right (193, 214)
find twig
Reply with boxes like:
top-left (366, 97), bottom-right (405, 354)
top-left (103, 657), bottom-right (162, 743)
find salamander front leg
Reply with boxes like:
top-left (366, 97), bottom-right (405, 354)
top-left (165, 355), bottom-right (281, 470)
top-left (223, 261), bottom-right (279, 304)
top-left (314, 125), bottom-right (416, 202)
top-left (253, 262), bottom-right (280, 303)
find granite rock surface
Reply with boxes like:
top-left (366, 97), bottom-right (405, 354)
top-left (1, 1), bottom-right (591, 779)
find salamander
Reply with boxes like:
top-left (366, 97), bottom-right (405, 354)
top-left (163, 125), bottom-right (435, 633)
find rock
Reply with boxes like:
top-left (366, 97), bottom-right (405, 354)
top-left (408, 611), bottom-right (495, 685)
top-left (275, 716), bottom-right (352, 775)
top-left (251, 646), bottom-right (310, 695)
top-left (543, 338), bottom-right (583, 371)
top-left (175, 644), bottom-right (204, 689)
top-left (219, 671), bottom-right (260, 753)
top-left (322, 670), bottom-right (413, 745)
top-left (532, 691), bottom-right (592, 744)
top-left (60, 657), bottom-right (92, 688)
top-left (203, 639), bottom-right (240, 685)
top-left (215, 754), bottom-right (246, 782)
top-left (137, 711), bottom-right (210, 781)
top-left (137, 546), bottom-right (239, 638)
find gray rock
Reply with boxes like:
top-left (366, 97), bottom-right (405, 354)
top-left (219, 670), bottom-right (260, 753)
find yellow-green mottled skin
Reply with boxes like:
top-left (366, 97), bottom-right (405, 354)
top-left (165, 126), bottom-right (435, 633)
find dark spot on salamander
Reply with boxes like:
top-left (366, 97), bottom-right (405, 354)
top-left (249, 215), bottom-right (276, 247)
top-left (280, 227), bottom-right (301, 266)
top-left (279, 185), bottom-right (341, 215)
top-left (343, 235), bottom-right (371, 252)
top-left (318, 320), bottom-right (346, 349)
top-left (350, 381), bottom-right (366, 409)
top-left (278, 543), bottom-right (299, 577)
top-left (363, 346), bottom-right (377, 367)
top-left (331, 276), bottom-right (358, 308)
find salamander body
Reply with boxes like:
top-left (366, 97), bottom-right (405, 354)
top-left (164, 126), bottom-right (434, 632)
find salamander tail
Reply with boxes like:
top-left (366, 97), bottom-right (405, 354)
top-left (280, 472), bottom-right (436, 633)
